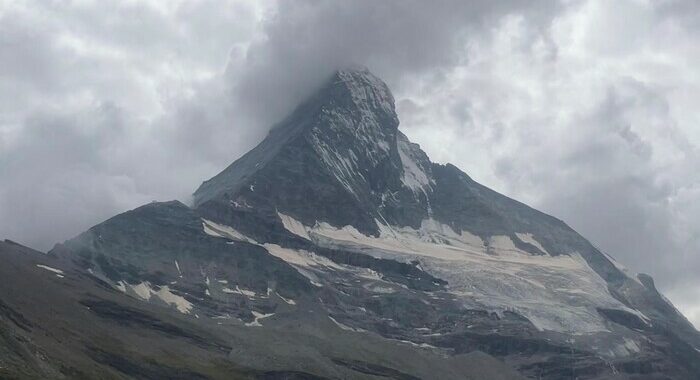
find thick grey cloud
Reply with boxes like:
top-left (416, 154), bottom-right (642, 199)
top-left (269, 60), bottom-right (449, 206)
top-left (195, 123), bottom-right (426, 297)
top-left (1, 0), bottom-right (699, 327)
top-left (231, 0), bottom-right (563, 127)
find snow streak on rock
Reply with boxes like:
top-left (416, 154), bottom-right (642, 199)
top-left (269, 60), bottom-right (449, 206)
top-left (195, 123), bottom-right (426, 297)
top-left (288, 218), bottom-right (647, 336)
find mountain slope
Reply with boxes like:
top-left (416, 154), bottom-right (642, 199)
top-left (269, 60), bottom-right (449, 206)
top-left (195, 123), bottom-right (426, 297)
top-left (1, 67), bottom-right (699, 379)
top-left (1, 238), bottom-right (522, 380)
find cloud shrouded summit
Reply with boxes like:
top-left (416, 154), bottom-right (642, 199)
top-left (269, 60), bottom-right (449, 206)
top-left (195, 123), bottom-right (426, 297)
top-left (0, 0), bottom-right (699, 328)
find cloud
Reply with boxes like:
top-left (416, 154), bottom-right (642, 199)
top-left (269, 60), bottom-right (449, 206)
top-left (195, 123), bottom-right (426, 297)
top-left (0, 0), bottom-right (699, 328)
top-left (228, 0), bottom-right (566, 131)
top-left (0, 0), bottom-right (268, 250)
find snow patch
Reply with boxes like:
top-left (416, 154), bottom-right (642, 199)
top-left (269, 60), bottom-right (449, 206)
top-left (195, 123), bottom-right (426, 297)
top-left (263, 244), bottom-right (343, 270)
top-left (262, 243), bottom-right (355, 287)
top-left (154, 286), bottom-right (193, 314)
top-left (278, 212), bottom-right (311, 240)
top-left (364, 284), bottom-right (396, 294)
top-left (115, 281), bottom-right (127, 293)
top-left (212, 314), bottom-right (235, 320)
top-left (328, 316), bottom-right (366, 332)
top-left (392, 339), bottom-right (438, 350)
top-left (131, 282), bottom-right (153, 300)
top-left (359, 268), bottom-right (383, 281)
top-left (202, 219), bottom-right (257, 243)
top-left (488, 235), bottom-right (521, 255)
top-left (398, 136), bottom-right (431, 193)
top-left (312, 219), bottom-right (487, 262)
top-left (222, 285), bottom-right (257, 297)
top-left (515, 233), bottom-right (549, 255)
top-left (126, 282), bottom-right (193, 314)
top-left (246, 311), bottom-right (274, 327)
top-left (276, 293), bottom-right (297, 305)
top-left (36, 264), bottom-right (64, 275)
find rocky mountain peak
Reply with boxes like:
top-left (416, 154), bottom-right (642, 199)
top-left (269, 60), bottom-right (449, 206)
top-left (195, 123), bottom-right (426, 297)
top-left (299, 67), bottom-right (401, 179)
top-left (189, 70), bottom-right (700, 364)
top-left (193, 68), bottom-right (403, 212)
top-left (328, 67), bottom-right (398, 125)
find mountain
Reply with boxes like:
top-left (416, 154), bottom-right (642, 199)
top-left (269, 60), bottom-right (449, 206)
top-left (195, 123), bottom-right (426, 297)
top-left (1, 68), bottom-right (699, 379)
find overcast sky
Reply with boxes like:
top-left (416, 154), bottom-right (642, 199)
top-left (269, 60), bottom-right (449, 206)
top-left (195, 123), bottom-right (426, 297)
top-left (1, 0), bottom-right (698, 328)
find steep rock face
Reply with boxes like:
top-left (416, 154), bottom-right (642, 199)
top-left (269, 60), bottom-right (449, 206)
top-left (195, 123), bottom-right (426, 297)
top-left (193, 69), bottom-right (427, 236)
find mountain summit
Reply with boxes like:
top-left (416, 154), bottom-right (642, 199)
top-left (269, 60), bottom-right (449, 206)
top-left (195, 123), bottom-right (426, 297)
top-left (194, 68), bottom-right (399, 207)
top-left (1, 68), bottom-right (699, 379)
top-left (193, 68), bottom-right (410, 235)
